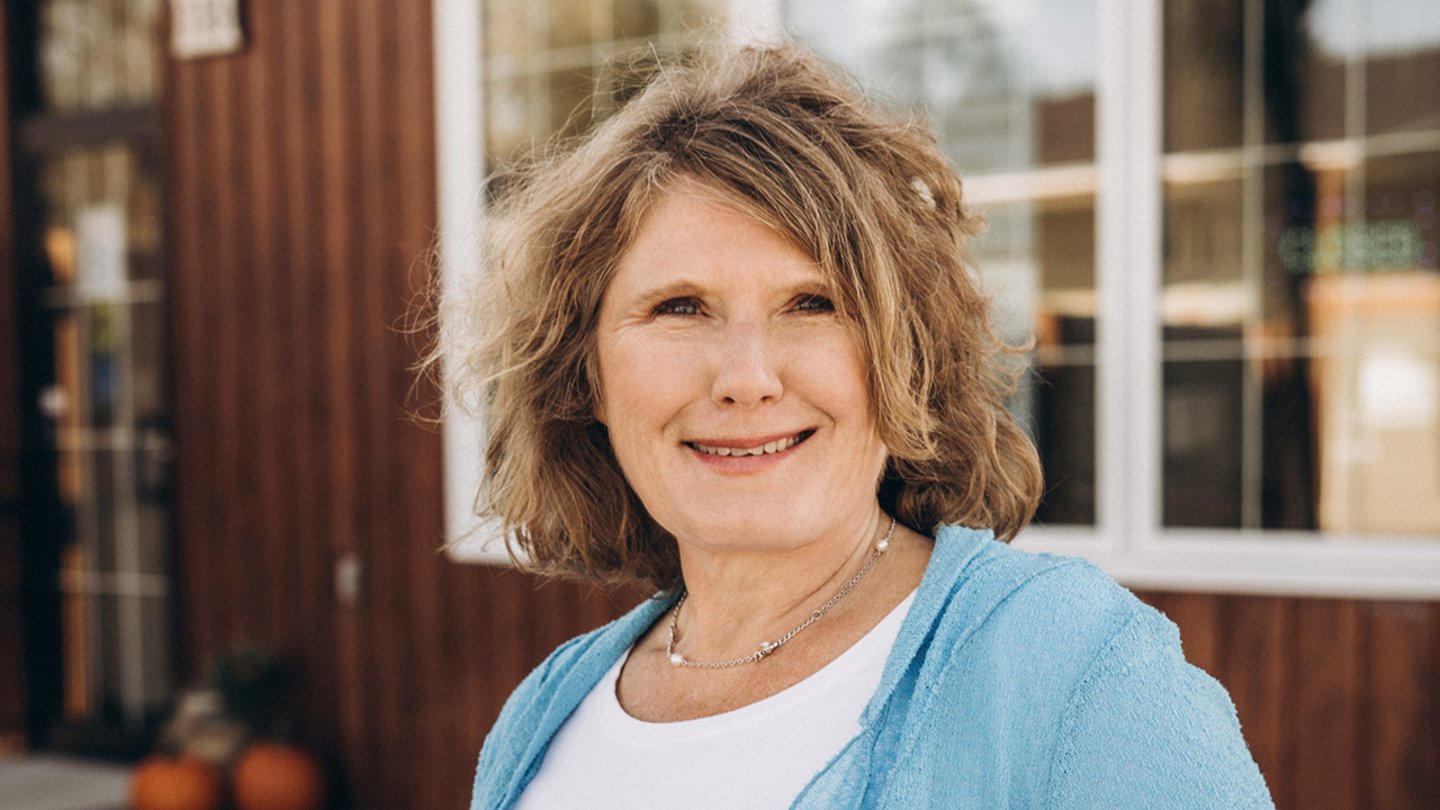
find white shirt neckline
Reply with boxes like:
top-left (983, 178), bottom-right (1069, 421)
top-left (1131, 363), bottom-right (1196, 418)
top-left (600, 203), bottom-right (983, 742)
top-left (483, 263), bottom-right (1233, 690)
top-left (597, 590), bottom-right (917, 742)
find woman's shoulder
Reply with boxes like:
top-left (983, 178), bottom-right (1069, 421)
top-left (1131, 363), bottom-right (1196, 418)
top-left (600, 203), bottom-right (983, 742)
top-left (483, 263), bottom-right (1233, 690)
top-left (928, 525), bottom-right (1161, 651)
top-left (909, 527), bottom-right (1272, 807)
top-left (918, 526), bottom-right (1189, 718)
top-left (473, 594), bottom-right (671, 805)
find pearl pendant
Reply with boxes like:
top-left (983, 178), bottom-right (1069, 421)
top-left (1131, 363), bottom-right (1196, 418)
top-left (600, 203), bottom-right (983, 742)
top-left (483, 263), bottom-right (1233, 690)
top-left (669, 653), bottom-right (684, 666)
top-left (876, 537), bottom-right (890, 553)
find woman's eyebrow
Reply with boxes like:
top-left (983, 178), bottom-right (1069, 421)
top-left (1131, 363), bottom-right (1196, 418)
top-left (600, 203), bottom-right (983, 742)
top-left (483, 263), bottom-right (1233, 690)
top-left (628, 280), bottom-right (704, 301)
top-left (614, 271), bottom-right (832, 307)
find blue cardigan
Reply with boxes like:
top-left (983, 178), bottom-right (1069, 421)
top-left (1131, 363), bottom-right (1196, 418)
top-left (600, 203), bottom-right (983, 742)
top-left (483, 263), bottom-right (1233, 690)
top-left (471, 527), bottom-right (1275, 808)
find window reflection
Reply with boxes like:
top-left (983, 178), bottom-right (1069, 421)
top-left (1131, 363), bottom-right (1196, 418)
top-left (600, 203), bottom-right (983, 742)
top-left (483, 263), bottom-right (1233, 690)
top-left (1164, 0), bottom-right (1243, 152)
top-left (34, 124), bottom-right (174, 729)
top-left (1163, 0), bottom-right (1440, 535)
top-left (40, 0), bottom-right (160, 112)
top-left (481, 0), bottom-right (726, 165)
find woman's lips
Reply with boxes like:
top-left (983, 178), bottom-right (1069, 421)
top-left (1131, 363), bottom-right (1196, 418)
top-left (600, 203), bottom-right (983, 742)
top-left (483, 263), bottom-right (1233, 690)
top-left (685, 429), bottom-right (815, 458)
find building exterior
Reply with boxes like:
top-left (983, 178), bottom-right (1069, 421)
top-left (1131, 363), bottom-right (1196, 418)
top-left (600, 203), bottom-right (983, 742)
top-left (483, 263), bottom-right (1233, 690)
top-left (1, 1), bottom-right (1437, 808)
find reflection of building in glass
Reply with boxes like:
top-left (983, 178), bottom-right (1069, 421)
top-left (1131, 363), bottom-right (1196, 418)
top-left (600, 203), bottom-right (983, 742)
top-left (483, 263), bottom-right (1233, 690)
top-left (1160, 0), bottom-right (1440, 534)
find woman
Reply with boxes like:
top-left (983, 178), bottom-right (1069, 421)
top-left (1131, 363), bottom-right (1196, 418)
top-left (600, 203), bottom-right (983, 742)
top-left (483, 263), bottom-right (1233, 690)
top-left (448, 43), bottom-right (1273, 808)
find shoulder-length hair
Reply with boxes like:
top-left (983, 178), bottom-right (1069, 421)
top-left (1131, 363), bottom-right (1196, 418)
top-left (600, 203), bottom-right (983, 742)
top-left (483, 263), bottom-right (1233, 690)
top-left (437, 42), bottom-right (1043, 590)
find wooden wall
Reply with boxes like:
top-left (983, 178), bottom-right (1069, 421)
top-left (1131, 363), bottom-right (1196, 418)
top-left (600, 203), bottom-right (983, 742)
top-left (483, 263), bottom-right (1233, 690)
top-left (157, 2), bottom-right (1439, 809)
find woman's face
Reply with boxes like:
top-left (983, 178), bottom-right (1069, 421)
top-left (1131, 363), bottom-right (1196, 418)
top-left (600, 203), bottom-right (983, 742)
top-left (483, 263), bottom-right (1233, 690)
top-left (595, 183), bottom-right (889, 556)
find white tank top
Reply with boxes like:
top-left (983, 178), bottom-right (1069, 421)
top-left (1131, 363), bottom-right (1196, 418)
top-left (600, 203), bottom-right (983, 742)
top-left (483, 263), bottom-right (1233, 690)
top-left (513, 591), bottom-right (915, 809)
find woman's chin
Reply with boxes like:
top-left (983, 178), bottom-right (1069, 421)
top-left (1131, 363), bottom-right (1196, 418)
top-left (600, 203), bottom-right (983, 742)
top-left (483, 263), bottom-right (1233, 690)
top-left (664, 507), bottom-right (853, 558)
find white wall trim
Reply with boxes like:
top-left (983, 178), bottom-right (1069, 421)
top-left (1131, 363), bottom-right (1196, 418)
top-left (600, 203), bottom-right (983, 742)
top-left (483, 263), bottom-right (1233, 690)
top-left (433, 0), bottom-right (507, 563)
top-left (1022, 529), bottom-right (1440, 600)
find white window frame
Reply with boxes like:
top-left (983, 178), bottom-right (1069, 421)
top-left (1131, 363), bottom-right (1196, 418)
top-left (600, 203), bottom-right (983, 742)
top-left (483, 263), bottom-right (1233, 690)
top-left (434, 0), bottom-right (1440, 599)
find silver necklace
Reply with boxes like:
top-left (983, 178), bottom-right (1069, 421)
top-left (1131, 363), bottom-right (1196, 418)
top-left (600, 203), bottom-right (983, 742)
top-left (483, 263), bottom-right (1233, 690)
top-left (665, 516), bottom-right (897, 669)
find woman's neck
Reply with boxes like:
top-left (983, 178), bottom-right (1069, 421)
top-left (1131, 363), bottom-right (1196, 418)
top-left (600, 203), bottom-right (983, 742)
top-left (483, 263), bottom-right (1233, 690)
top-left (668, 505), bottom-right (891, 661)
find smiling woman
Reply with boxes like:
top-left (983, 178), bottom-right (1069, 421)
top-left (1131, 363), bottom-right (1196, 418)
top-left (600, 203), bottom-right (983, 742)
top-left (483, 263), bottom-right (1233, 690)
top-left (438, 42), bottom-right (1274, 809)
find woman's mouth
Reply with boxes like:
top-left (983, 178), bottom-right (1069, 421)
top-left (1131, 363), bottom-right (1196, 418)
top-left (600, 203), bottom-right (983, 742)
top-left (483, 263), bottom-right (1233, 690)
top-left (686, 430), bottom-right (815, 457)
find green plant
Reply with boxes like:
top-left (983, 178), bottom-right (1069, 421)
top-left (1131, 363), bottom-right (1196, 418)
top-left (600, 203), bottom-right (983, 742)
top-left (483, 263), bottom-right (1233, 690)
top-left (207, 642), bottom-right (286, 735)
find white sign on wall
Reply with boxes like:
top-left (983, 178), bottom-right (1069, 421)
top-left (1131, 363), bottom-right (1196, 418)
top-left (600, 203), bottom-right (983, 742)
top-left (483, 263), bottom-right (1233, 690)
top-left (168, 0), bottom-right (245, 60)
top-left (76, 204), bottom-right (127, 303)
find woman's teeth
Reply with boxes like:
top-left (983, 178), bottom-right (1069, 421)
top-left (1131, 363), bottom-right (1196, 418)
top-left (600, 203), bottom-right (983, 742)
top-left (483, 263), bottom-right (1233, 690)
top-left (692, 434), bottom-right (802, 457)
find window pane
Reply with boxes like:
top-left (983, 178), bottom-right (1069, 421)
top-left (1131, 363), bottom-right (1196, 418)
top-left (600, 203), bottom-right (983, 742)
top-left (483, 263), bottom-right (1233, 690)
top-left (1163, 357), bottom-right (1244, 528)
top-left (1307, 275), bottom-right (1440, 534)
top-left (485, 74), bottom-right (534, 165)
top-left (615, 0), bottom-right (661, 40)
top-left (1162, 0), bottom-right (1440, 536)
top-left (40, 0), bottom-right (161, 112)
top-left (1164, 0), bottom-right (1243, 152)
top-left (1362, 0), bottom-right (1440, 136)
top-left (549, 0), bottom-right (600, 49)
top-left (1271, 0), bottom-right (1346, 143)
top-left (789, 0), bottom-right (1100, 526)
top-left (1032, 358), bottom-right (1095, 525)
top-left (547, 67), bottom-right (598, 136)
top-left (481, 0), bottom-right (727, 166)
top-left (1163, 176), bottom-right (1244, 292)
top-left (789, 0), bottom-right (1097, 172)
top-left (485, 0), bottom-right (532, 60)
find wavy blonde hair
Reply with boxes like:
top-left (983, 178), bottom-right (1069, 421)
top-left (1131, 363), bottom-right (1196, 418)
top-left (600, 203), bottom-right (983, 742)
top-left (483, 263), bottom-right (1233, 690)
top-left (436, 42), bottom-right (1042, 589)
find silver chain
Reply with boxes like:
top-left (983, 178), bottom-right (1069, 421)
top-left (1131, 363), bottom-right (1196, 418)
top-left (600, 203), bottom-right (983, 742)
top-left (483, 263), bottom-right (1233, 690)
top-left (665, 517), bottom-right (897, 669)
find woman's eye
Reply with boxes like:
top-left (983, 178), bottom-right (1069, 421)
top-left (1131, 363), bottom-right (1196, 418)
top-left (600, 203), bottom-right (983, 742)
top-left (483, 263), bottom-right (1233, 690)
top-left (654, 297), bottom-right (702, 316)
top-left (795, 294), bottom-right (835, 313)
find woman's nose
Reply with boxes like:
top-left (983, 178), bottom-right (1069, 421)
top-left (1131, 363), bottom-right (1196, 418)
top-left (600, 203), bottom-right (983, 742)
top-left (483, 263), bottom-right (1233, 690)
top-left (710, 323), bottom-right (783, 406)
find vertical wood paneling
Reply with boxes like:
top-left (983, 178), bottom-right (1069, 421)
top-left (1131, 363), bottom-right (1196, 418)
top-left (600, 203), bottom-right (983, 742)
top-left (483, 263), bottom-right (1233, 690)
top-left (243, 0), bottom-right (286, 647)
top-left (352, 2), bottom-right (400, 803)
top-left (164, 5), bottom-right (218, 676)
top-left (1365, 602), bottom-right (1440, 809)
top-left (1291, 600), bottom-right (1363, 809)
top-left (155, 4), bottom-right (1440, 808)
top-left (275, 0), bottom-right (336, 756)
top-left (312, 0), bottom-right (371, 793)
top-left (1219, 596), bottom-right (1290, 808)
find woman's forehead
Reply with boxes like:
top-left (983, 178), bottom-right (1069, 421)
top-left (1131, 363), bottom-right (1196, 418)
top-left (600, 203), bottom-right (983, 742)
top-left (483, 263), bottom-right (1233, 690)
top-left (638, 175), bottom-right (825, 262)
top-left (615, 191), bottom-right (819, 283)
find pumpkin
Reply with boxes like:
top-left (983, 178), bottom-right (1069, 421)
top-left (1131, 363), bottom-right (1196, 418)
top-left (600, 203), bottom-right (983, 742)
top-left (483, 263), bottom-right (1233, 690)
top-left (129, 754), bottom-right (222, 810)
top-left (232, 742), bottom-right (327, 810)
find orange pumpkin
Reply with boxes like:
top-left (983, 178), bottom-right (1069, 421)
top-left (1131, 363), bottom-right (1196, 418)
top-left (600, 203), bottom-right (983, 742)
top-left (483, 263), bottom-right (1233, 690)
top-left (129, 754), bottom-right (222, 810)
top-left (232, 742), bottom-right (327, 810)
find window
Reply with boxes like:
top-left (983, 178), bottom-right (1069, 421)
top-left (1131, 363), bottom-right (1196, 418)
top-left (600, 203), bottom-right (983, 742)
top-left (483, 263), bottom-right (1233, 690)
top-left (1160, 0), bottom-right (1440, 536)
top-left (435, 0), bottom-right (1440, 598)
top-left (14, 0), bottom-right (175, 750)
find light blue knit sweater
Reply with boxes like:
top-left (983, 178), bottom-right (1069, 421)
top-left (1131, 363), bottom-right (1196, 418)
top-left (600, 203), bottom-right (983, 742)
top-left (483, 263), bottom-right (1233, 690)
top-left (471, 526), bottom-right (1275, 808)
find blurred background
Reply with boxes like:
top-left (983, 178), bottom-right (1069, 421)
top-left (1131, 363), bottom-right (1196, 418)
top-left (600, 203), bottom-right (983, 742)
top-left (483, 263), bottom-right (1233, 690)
top-left (0, 0), bottom-right (1436, 808)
